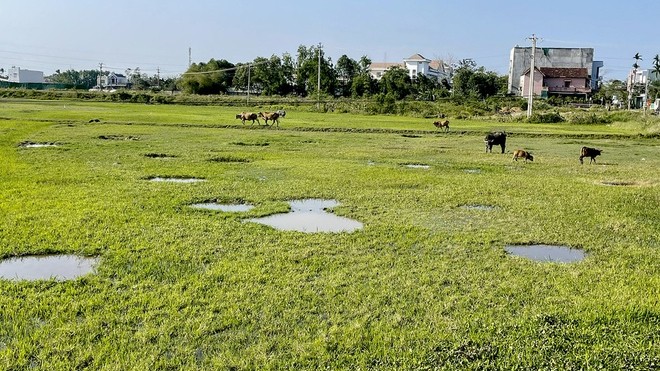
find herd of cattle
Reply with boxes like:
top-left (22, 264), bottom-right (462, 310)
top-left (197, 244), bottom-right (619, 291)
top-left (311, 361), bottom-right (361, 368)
top-left (482, 130), bottom-right (602, 164)
top-left (232, 112), bottom-right (602, 164)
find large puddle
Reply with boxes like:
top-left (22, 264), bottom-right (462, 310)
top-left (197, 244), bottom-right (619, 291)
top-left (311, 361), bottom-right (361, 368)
top-left (247, 199), bottom-right (363, 233)
top-left (0, 255), bottom-right (100, 281)
top-left (505, 245), bottom-right (586, 263)
top-left (191, 203), bottom-right (254, 212)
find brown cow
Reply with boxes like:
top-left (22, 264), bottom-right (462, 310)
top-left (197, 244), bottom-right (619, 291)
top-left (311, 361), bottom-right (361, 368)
top-left (433, 119), bottom-right (450, 132)
top-left (236, 112), bottom-right (261, 125)
top-left (579, 146), bottom-right (602, 164)
top-left (512, 149), bottom-right (534, 162)
top-left (258, 111), bottom-right (281, 127)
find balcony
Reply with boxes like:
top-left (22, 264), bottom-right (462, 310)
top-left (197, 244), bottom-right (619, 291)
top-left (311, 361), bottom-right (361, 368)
top-left (545, 86), bottom-right (591, 94)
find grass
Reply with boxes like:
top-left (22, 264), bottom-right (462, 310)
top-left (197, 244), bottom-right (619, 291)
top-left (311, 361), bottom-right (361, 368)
top-left (0, 99), bottom-right (658, 369)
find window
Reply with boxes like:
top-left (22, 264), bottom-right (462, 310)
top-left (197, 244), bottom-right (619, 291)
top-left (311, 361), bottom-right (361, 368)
top-left (564, 80), bottom-right (571, 88)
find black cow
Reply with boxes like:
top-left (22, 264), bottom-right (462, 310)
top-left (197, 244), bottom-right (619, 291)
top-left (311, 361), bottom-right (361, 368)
top-left (484, 131), bottom-right (507, 153)
top-left (579, 146), bottom-right (602, 164)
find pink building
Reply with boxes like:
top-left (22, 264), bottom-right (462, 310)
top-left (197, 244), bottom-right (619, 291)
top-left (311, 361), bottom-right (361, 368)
top-left (520, 67), bottom-right (591, 98)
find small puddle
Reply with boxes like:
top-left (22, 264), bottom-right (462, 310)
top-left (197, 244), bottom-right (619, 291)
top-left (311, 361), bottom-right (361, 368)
top-left (20, 142), bottom-right (58, 148)
top-left (247, 199), bottom-right (363, 233)
top-left (149, 177), bottom-right (205, 183)
top-left (461, 204), bottom-right (496, 211)
top-left (505, 245), bottom-right (586, 263)
top-left (191, 203), bottom-right (254, 212)
top-left (405, 164), bottom-right (430, 169)
top-left (464, 169), bottom-right (481, 174)
top-left (0, 255), bottom-right (100, 281)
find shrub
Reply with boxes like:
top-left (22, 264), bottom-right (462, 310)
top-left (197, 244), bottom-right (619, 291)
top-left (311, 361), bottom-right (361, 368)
top-left (527, 112), bottom-right (564, 123)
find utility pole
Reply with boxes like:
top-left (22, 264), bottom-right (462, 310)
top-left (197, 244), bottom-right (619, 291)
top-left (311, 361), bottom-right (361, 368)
top-left (188, 47), bottom-right (192, 68)
top-left (98, 62), bottom-right (104, 88)
top-left (526, 34), bottom-right (537, 118)
top-left (317, 42), bottom-right (322, 110)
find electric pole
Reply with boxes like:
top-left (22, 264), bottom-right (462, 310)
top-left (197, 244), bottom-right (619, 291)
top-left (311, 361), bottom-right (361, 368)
top-left (527, 34), bottom-right (537, 118)
top-left (98, 62), bottom-right (104, 88)
top-left (188, 47), bottom-right (192, 68)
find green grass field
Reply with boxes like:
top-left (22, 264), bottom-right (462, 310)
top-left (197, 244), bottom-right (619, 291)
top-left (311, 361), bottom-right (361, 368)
top-left (0, 99), bottom-right (658, 369)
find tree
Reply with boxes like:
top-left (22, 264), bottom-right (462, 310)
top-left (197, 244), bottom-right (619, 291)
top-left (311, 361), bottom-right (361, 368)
top-left (179, 59), bottom-right (235, 94)
top-left (379, 65), bottom-right (411, 100)
top-left (48, 69), bottom-right (99, 88)
top-left (335, 55), bottom-right (360, 97)
top-left (294, 44), bottom-right (337, 97)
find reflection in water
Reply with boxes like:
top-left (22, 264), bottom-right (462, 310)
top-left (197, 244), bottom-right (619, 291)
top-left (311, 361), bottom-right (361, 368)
top-left (150, 177), bottom-right (205, 183)
top-left (0, 255), bottom-right (100, 281)
top-left (247, 199), bottom-right (363, 233)
top-left (505, 245), bottom-right (586, 263)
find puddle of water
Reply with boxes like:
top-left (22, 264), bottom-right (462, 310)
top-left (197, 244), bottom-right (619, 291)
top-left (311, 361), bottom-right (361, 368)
top-left (464, 169), bottom-right (481, 174)
top-left (190, 203), bottom-right (254, 212)
top-left (0, 255), bottom-right (100, 281)
top-left (461, 204), bottom-right (496, 211)
top-left (405, 164), bottom-right (430, 169)
top-left (20, 142), bottom-right (58, 148)
top-left (247, 199), bottom-right (363, 233)
top-left (505, 245), bottom-right (586, 263)
top-left (149, 177), bottom-right (205, 183)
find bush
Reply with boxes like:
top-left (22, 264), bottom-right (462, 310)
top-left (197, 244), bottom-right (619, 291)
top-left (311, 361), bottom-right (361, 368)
top-left (527, 112), bottom-right (564, 123)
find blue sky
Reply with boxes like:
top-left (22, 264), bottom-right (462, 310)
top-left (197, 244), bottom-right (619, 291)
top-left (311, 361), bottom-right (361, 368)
top-left (1, 0), bottom-right (658, 81)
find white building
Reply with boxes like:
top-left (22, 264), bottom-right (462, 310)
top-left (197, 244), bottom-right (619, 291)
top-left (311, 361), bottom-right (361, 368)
top-left (7, 67), bottom-right (45, 83)
top-left (369, 54), bottom-right (451, 82)
top-left (97, 72), bottom-right (129, 89)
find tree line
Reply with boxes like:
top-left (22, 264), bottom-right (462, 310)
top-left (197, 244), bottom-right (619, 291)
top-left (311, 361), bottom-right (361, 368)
top-left (46, 44), bottom-right (507, 102)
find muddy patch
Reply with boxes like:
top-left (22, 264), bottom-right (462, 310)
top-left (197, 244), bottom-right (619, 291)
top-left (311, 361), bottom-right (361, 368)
top-left (149, 177), bottom-right (205, 183)
top-left (190, 202), bottom-right (254, 212)
top-left (247, 199), bottom-right (363, 233)
top-left (208, 156), bottom-right (250, 163)
top-left (144, 153), bottom-right (177, 158)
top-left (230, 141), bottom-right (269, 147)
top-left (98, 135), bottom-right (139, 141)
top-left (600, 181), bottom-right (636, 186)
top-left (0, 255), bottom-right (100, 281)
top-left (19, 141), bottom-right (59, 148)
top-left (402, 134), bottom-right (422, 138)
top-left (505, 244), bottom-right (586, 263)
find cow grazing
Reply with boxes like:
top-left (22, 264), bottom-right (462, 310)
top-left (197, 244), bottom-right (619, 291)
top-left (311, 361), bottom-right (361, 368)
top-left (258, 111), bottom-right (281, 127)
top-left (433, 119), bottom-right (450, 132)
top-left (512, 149), bottom-right (534, 162)
top-left (236, 112), bottom-right (261, 125)
top-left (484, 131), bottom-right (507, 153)
top-left (579, 146), bottom-right (602, 164)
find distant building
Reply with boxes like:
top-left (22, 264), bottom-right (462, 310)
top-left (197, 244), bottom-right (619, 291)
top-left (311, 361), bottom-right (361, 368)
top-left (508, 47), bottom-right (602, 96)
top-left (7, 66), bottom-right (45, 83)
top-left (97, 72), bottom-right (129, 89)
top-left (627, 68), bottom-right (660, 108)
top-left (369, 54), bottom-right (451, 82)
top-left (520, 67), bottom-right (591, 99)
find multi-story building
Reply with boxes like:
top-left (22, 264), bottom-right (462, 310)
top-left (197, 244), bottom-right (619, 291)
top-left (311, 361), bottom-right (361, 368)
top-left (7, 66), bottom-right (45, 83)
top-left (369, 54), bottom-right (451, 82)
top-left (508, 46), bottom-right (602, 97)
